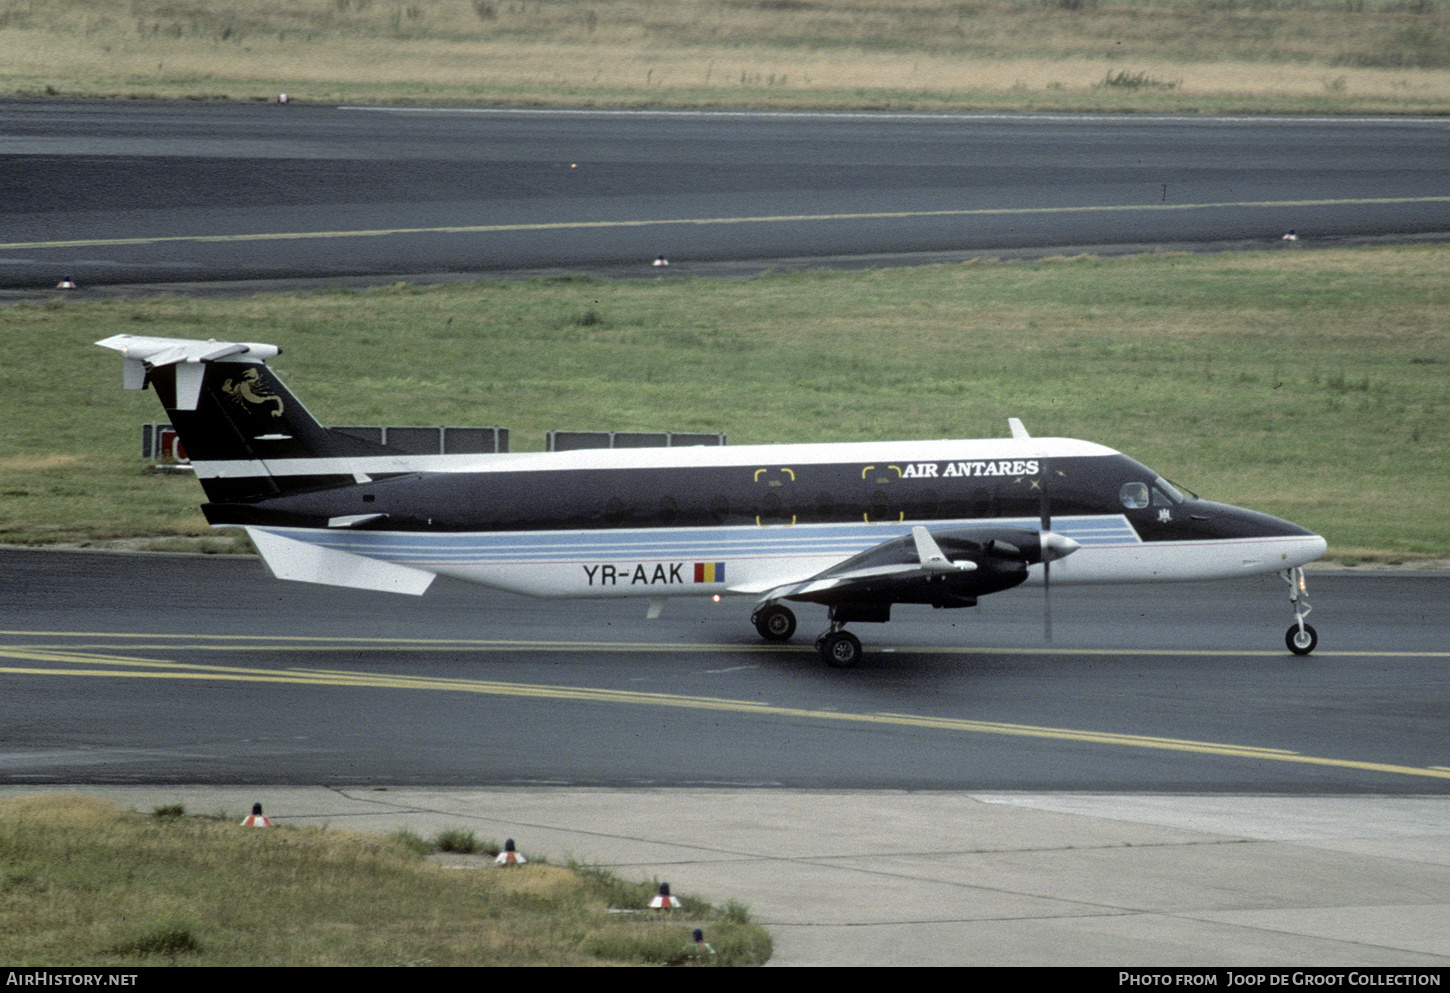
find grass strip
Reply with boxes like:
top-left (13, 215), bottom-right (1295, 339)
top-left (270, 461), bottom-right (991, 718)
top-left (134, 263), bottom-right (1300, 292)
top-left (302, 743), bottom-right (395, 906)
top-left (0, 794), bottom-right (771, 966)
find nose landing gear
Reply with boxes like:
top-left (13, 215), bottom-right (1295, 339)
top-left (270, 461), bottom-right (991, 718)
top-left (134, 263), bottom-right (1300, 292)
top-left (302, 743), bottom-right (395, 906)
top-left (1283, 567), bottom-right (1318, 655)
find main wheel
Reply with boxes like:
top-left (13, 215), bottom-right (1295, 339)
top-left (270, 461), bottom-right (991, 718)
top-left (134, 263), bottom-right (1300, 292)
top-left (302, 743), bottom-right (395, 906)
top-left (1285, 623), bottom-right (1318, 656)
top-left (753, 604), bottom-right (796, 642)
top-left (819, 631), bottom-right (863, 668)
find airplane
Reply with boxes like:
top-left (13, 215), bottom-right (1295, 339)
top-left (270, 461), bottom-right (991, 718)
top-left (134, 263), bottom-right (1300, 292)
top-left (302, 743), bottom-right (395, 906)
top-left (97, 333), bottom-right (1327, 667)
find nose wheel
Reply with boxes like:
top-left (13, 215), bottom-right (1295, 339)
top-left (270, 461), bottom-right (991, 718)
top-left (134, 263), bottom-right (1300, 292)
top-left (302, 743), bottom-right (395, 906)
top-left (1286, 623), bottom-right (1318, 655)
top-left (1283, 567), bottom-right (1318, 656)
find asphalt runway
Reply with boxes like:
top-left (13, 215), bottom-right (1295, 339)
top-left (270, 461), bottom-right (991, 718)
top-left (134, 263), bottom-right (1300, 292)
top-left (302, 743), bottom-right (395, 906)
top-left (4, 101), bottom-right (1450, 291)
top-left (2, 549), bottom-right (1445, 792)
top-left (6, 102), bottom-right (1449, 965)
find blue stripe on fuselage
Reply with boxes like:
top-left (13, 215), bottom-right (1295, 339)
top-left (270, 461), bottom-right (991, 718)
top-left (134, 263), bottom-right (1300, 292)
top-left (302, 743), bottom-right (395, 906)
top-left (252, 515), bottom-right (1138, 565)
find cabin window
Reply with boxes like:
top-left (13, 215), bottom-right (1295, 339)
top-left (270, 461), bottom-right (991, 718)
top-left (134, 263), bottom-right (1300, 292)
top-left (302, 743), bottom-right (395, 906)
top-left (970, 486), bottom-right (994, 517)
top-left (1120, 482), bottom-right (1150, 509)
top-left (709, 496), bottom-right (730, 525)
top-left (813, 492), bottom-right (835, 521)
top-left (916, 488), bottom-right (941, 520)
top-left (758, 491), bottom-right (787, 524)
top-left (603, 497), bottom-right (628, 526)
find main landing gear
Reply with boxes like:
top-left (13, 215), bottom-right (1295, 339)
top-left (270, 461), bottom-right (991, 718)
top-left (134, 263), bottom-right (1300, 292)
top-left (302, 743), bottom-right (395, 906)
top-left (816, 626), bottom-right (863, 668)
top-left (752, 603), bottom-right (796, 642)
top-left (751, 602), bottom-right (867, 668)
top-left (1283, 566), bottom-right (1318, 656)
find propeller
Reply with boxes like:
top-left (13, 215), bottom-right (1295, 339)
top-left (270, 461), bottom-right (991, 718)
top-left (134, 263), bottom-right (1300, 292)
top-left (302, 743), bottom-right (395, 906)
top-left (1036, 458), bottom-right (1082, 645)
top-left (1040, 458), bottom-right (1053, 643)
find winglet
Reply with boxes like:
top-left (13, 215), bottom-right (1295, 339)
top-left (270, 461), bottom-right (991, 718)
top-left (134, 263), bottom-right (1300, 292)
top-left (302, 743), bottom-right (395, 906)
top-left (912, 526), bottom-right (977, 573)
top-left (911, 526), bottom-right (949, 567)
top-left (1008, 417), bottom-right (1030, 440)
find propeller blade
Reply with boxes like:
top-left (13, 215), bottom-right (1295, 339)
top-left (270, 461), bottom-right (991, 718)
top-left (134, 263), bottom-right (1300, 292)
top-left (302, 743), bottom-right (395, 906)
top-left (1044, 557), bottom-right (1053, 644)
top-left (1040, 457), bottom-right (1052, 644)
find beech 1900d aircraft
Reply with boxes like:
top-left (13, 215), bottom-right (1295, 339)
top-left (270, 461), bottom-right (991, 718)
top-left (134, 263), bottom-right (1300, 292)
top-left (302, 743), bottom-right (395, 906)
top-left (98, 334), bottom-right (1327, 667)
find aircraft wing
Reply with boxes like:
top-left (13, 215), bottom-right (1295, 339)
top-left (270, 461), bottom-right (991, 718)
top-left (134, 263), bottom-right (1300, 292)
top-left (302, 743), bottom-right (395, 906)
top-left (754, 524), bottom-right (1078, 608)
top-left (767, 527), bottom-right (977, 598)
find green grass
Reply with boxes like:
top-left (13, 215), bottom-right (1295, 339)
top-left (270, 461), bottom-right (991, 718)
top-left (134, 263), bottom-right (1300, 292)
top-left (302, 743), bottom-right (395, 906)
top-left (4, 245), bottom-right (1448, 560)
top-left (0, 794), bottom-right (772, 966)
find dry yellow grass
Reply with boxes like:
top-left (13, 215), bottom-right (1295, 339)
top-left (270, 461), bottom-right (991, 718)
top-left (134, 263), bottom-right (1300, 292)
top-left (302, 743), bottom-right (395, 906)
top-left (3, 0), bottom-right (1449, 112)
top-left (0, 454), bottom-right (88, 472)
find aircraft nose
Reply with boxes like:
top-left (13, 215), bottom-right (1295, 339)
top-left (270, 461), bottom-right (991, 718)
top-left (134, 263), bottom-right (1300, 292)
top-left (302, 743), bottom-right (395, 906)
top-left (1256, 510), bottom-right (1327, 568)
top-left (1304, 532), bottom-right (1328, 563)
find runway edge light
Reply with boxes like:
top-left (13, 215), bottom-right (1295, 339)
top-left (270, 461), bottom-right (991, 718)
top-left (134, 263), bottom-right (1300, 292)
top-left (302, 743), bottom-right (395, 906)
top-left (495, 837), bottom-right (526, 866)
top-left (649, 881), bottom-right (682, 910)
top-left (241, 802), bottom-right (273, 827)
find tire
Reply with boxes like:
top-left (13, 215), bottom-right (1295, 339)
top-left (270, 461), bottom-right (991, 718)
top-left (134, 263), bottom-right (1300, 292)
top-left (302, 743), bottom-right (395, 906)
top-left (819, 631), bottom-right (863, 668)
top-left (754, 604), bottom-right (796, 642)
top-left (1285, 623), bottom-right (1318, 656)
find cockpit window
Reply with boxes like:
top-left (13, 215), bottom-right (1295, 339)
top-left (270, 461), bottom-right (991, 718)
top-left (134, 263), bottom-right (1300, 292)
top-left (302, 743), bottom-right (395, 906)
top-left (1153, 476), bottom-right (1186, 504)
top-left (1122, 477), bottom-right (1187, 510)
top-left (1163, 477), bottom-right (1198, 500)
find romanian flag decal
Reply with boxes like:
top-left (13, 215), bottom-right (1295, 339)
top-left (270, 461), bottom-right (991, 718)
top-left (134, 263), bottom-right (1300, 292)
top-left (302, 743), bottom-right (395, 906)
top-left (694, 562), bottom-right (725, 583)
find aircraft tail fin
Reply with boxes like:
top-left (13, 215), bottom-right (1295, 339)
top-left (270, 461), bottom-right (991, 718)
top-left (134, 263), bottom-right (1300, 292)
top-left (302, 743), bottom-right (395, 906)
top-left (97, 334), bottom-right (404, 502)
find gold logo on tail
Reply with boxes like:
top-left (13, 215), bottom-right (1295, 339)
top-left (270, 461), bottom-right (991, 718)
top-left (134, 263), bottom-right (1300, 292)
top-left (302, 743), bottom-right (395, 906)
top-left (221, 368), bottom-right (284, 418)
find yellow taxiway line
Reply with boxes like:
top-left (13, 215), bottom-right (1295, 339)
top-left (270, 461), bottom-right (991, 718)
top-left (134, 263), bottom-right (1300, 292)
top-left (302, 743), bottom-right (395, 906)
top-left (2, 639), bottom-right (1446, 783)
top-left (2, 629), bottom-right (1447, 659)
top-left (3, 196), bottom-right (1448, 252)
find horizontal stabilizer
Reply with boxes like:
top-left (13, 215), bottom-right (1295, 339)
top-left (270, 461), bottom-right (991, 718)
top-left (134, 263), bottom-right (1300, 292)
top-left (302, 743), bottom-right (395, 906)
top-left (97, 335), bottom-right (281, 411)
top-left (97, 334), bottom-right (280, 368)
top-left (245, 528), bottom-right (435, 596)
